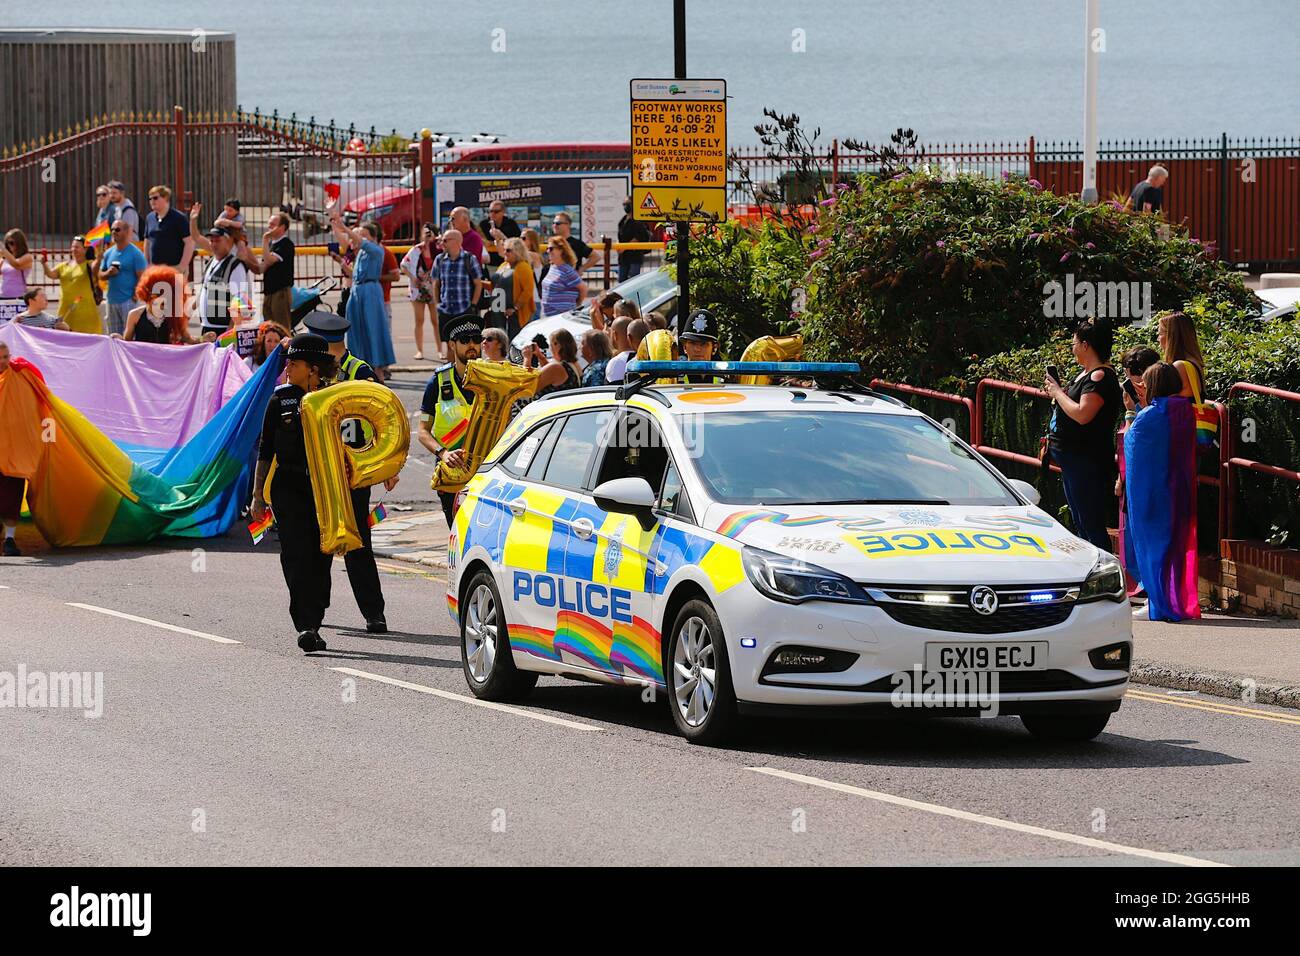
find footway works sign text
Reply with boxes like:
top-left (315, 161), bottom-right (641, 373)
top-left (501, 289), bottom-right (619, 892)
top-left (630, 78), bottom-right (727, 222)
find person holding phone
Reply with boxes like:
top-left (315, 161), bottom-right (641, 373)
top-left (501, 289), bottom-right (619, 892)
top-left (1043, 318), bottom-right (1123, 552)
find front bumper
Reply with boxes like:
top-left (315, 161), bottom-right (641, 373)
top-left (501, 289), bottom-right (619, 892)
top-left (715, 584), bottom-right (1132, 711)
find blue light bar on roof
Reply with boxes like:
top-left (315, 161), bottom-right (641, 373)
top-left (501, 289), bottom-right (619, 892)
top-left (626, 360), bottom-right (861, 376)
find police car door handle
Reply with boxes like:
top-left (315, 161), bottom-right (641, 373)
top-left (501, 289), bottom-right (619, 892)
top-left (508, 499), bottom-right (526, 517)
top-left (572, 518), bottom-right (595, 540)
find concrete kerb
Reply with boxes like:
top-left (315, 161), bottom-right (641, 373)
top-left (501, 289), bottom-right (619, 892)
top-left (374, 547), bottom-right (449, 570)
top-left (1130, 662), bottom-right (1300, 710)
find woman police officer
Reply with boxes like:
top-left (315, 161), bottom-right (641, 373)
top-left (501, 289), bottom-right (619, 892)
top-left (250, 333), bottom-right (339, 654)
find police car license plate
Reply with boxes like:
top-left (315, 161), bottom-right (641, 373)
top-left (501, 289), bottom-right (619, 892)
top-left (924, 641), bottom-right (1047, 672)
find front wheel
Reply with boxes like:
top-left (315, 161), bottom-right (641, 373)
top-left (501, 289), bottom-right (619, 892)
top-left (666, 599), bottom-right (739, 745)
top-left (460, 570), bottom-right (537, 701)
top-left (1020, 712), bottom-right (1111, 742)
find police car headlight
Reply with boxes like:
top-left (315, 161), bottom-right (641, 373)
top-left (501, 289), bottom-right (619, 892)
top-left (742, 546), bottom-right (873, 606)
top-left (1078, 553), bottom-right (1125, 603)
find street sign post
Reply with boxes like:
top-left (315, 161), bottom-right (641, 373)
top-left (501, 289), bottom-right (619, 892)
top-left (630, 78), bottom-right (728, 223)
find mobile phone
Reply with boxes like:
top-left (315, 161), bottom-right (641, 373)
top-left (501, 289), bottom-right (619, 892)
top-left (1046, 364), bottom-right (1061, 386)
top-left (327, 241), bottom-right (340, 256)
top-left (1122, 378), bottom-right (1139, 404)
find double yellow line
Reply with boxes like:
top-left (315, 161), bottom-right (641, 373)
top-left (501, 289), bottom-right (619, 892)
top-left (1127, 687), bottom-right (1300, 726)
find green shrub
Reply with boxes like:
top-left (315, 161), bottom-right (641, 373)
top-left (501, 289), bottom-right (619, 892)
top-left (802, 171), bottom-right (1255, 382)
top-left (671, 218), bottom-right (809, 360)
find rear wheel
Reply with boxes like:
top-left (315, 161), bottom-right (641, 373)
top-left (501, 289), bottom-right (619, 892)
top-left (666, 599), bottom-right (739, 745)
top-left (460, 570), bottom-right (537, 701)
top-left (1020, 712), bottom-right (1111, 741)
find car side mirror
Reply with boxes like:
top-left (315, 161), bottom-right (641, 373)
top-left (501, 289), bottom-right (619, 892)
top-left (592, 477), bottom-right (658, 531)
top-left (1007, 478), bottom-right (1041, 506)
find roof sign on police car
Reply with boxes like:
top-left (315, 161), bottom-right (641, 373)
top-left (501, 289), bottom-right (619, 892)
top-left (630, 78), bottom-right (727, 222)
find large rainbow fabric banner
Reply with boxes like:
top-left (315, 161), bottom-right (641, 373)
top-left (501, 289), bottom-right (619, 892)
top-left (0, 324), bottom-right (283, 547)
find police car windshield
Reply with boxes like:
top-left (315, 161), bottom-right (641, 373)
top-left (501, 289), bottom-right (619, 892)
top-left (683, 411), bottom-right (1017, 507)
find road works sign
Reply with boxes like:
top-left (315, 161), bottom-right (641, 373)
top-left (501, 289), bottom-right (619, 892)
top-left (630, 78), bottom-right (727, 222)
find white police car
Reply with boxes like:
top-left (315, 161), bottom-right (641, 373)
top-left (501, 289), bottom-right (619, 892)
top-left (447, 361), bottom-right (1131, 745)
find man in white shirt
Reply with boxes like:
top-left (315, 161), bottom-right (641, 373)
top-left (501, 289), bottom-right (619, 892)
top-left (188, 220), bottom-right (252, 338)
top-left (603, 316), bottom-right (639, 384)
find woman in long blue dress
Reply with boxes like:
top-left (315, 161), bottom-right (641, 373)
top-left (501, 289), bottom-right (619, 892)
top-left (327, 201), bottom-right (396, 375)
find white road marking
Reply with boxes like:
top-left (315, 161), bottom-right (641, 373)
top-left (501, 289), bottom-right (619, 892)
top-left (749, 767), bottom-right (1228, 868)
top-left (332, 666), bottom-right (600, 731)
top-left (65, 603), bottom-right (241, 645)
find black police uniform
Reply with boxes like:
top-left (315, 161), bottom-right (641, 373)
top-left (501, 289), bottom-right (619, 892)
top-left (258, 375), bottom-right (333, 639)
top-left (675, 308), bottom-right (721, 383)
top-left (307, 310), bottom-right (386, 629)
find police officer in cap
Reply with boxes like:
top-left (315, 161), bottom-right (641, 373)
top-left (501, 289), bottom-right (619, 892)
top-left (303, 309), bottom-right (394, 634)
top-left (416, 312), bottom-right (481, 526)
top-left (250, 333), bottom-right (339, 654)
top-left (674, 307), bottom-right (721, 383)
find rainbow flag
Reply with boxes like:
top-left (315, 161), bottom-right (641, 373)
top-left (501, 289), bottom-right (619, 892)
top-left (85, 221), bottom-right (111, 247)
top-left (368, 503), bottom-right (388, 528)
top-left (248, 510), bottom-right (274, 544)
top-left (217, 326), bottom-right (239, 348)
top-left (0, 327), bottom-right (283, 547)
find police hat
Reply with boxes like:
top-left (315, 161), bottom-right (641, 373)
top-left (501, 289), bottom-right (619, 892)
top-left (441, 312), bottom-right (484, 342)
top-left (303, 309), bottom-right (350, 342)
top-left (285, 332), bottom-right (331, 360)
top-left (677, 308), bottom-right (718, 343)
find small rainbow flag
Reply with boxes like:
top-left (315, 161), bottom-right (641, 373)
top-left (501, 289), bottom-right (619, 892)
top-left (368, 503), bottom-right (388, 528)
top-left (85, 222), bottom-right (111, 247)
top-left (217, 326), bottom-right (238, 348)
top-left (248, 509), bottom-right (274, 544)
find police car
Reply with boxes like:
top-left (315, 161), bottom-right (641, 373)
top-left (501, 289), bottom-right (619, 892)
top-left (447, 361), bottom-right (1131, 745)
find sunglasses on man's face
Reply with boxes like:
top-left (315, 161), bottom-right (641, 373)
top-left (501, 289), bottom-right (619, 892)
top-left (456, 335), bottom-right (483, 345)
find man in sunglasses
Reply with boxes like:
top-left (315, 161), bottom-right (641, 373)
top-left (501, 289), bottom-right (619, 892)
top-left (417, 313), bottom-right (482, 526)
top-left (99, 220), bottom-right (147, 336)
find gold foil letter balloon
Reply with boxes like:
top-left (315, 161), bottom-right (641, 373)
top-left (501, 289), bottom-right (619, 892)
top-left (634, 328), bottom-right (677, 383)
top-left (432, 359), bottom-right (539, 493)
top-left (301, 381), bottom-right (410, 554)
top-left (738, 334), bottom-right (804, 385)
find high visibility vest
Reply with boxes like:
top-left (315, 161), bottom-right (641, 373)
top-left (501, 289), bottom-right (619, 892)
top-left (338, 351), bottom-right (370, 381)
top-left (330, 350), bottom-right (375, 445)
top-left (432, 364), bottom-right (472, 450)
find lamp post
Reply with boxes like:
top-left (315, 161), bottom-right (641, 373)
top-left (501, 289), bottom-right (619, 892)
top-left (1081, 0), bottom-right (1100, 204)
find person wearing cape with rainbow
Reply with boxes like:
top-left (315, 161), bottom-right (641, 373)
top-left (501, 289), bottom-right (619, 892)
top-left (1124, 361), bottom-right (1202, 623)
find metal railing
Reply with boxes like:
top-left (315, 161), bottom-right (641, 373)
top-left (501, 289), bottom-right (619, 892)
top-left (1223, 383), bottom-right (1300, 540)
top-left (869, 379), bottom-right (975, 441)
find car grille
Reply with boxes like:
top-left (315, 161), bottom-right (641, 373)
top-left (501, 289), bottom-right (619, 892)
top-left (878, 601), bottom-right (1073, 634)
top-left (862, 583), bottom-right (1080, 635)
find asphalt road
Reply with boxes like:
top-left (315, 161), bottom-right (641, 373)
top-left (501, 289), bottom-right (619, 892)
top-left (2, 540), bottom-right (1298, 866)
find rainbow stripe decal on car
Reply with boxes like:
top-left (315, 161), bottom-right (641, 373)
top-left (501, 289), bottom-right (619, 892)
top-left (509, 610), bottom-right (663, 686)
top-left (717, 509), bottom-right (841, 538)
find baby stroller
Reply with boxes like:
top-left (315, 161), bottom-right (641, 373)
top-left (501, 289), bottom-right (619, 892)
top-left (290, 276), bottom-right (338, 329)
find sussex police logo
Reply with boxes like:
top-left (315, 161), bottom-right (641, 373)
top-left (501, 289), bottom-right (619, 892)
top-left (604, 526), bottom-right (625, 578)
top-left (691, 313), bottom-right (709, 334)
top-left (895, 509), bottom-right (943, 527)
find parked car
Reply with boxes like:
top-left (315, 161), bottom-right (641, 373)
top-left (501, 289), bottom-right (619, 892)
top-left (1255, 286), bottom-right (1300, 321)
top-left (342, 167), bottom-right (423, 240)
top-left (508, 267), bottom-right (677, 362)
top-left (300, 168), bottom-right (403, 236)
